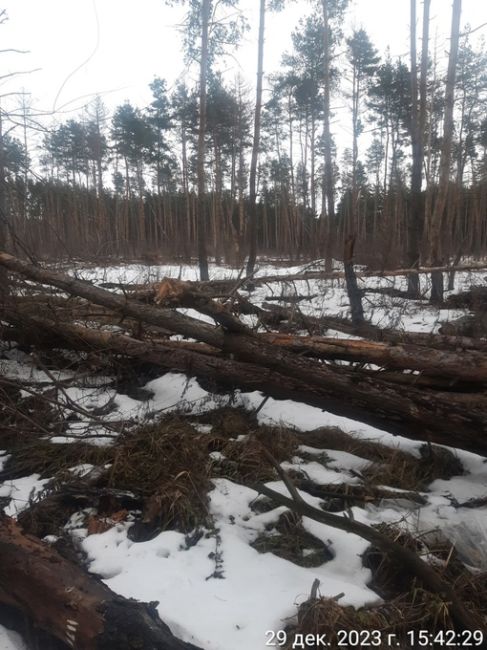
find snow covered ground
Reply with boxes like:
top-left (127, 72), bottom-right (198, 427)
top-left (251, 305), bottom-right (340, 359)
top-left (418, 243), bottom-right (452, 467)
top-left (1, 259), bottom-right (487, 649)
top-left (0, 628), bottom-right (27, 650)
top-left (70, 257), bottom-right (487, 333)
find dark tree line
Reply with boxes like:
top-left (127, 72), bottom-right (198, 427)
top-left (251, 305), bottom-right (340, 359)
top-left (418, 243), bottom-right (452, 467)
top-left (1, 0), bottom-right (487, 287)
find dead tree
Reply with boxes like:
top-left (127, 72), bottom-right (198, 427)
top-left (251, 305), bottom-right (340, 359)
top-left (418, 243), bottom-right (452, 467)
top-left (2, 306), bottom-right (487, 455)
top-left (0, 515), bottom-right (203, 650)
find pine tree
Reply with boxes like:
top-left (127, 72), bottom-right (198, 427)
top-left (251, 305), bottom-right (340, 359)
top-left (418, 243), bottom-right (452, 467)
top-left (246, 0), bottom-right (284, 274)
top-left (429, 0), bottom-right (462, 304)
top-left (166, 0), bottom-right (247, 279)
top-left (317, 0), bottom-right (349, 267)
top-left (407, 0), bottom-right (430, 297)
top-left (346, 28), bottom-right (379, 239)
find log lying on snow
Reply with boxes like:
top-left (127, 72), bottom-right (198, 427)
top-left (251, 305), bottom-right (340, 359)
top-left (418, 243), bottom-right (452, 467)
top-left (0, 515), bottom-right (202, 650)
top-left (261, 333), bottom-right (487, 383)
top-left (8, 266), bottom-right (487, 384)
top-left (1, 251), bottom-right (487, 455)
top-left (261, 301), bottom-right (487, 353)
top-left (201, 260), bottom-right (487, 288)
top-left (96, 261), bottom-right (487, 299)
top-left (0, 253), bottom-right (226, 348)
top-left (3, 309), bottom-right (487, 456)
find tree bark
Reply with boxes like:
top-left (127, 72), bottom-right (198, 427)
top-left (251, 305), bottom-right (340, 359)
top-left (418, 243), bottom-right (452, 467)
top-left (343, 235), bottom-right (364, 325)
top-left (246, 0), bottom-right (265, 276)
top-left (407, 0), bottom-right (430, 298)
top-left (3, 305), bottom-right (487, 455)
top-left (0, 515), bottom-right (203, 650)
top-left (260, 333), bottom-right (487, 384)
top-left (321, 0), bottom-right (336, 269)
top-left (196, 0), bottom-right (210, 281)
top-left (428, 0), bottom-right (462, 305)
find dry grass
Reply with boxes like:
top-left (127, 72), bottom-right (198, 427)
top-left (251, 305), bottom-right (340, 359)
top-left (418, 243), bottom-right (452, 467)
top-left (0, 435), bottom-right (111, 481)
top-left (286, 593), bottom-right (455, 649)
top-left (192, 406), bottom-right (256, 438)
top-left (286, 525), bottom-right (487, 648)
top-left (107, 416), bottom-right (211, 536)
top-left (252, 510), bottom-right (334, 567)
top-left (298, 426), bottom-right (463, 490)
top-left (361, 444), bottom-right (463, 491)
top-left (215, 425), bottom-right (298, 483)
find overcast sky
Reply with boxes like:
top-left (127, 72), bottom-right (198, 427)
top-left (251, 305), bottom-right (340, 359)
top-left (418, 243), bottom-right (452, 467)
top-left (1, 0), bottom-right (486, 132)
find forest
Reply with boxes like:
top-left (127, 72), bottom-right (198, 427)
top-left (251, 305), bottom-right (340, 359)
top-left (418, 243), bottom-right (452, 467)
top-left (1, 0), bottom-right (487, 649)
top-left (0, 0), bottom-right (486, 287)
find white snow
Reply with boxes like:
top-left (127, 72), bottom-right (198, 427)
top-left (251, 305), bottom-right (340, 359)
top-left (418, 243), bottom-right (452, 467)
top-left (80, 479), bottom-right (380, 650)
top-left (281, 458), bottom-right (360, 485)
top-left (0, 474), bottom-right (49, 517)
top-left (0, 452), bottom-right (10, 472)
top-left (0, 627), bottom-right (27, 650)
top-left (3, 258), bottom-right (487, 649)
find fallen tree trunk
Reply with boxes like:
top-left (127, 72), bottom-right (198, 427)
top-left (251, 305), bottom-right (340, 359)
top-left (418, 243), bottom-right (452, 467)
top-left (3, 310), bottom-right (487, 455)
top-left (95, 261), bottom-right (487, 299)
top-left (261, 301), bottom-right (487, 353)
top-left (2, 252), bottom-right (487, 454)
top-left (0, 316), bottom-right (473, 393)
top-left (0, 514), bottom-right (203, 650)
top-left (208, 261), bottom-right (487, 288)
top-left (0, 252), bottom-right (226, 349)
top-left (261, 333), bottom-right (487, 383)
top-left (14, 252), bottom-right (480, 356)
top-left (10, 290), bottom-right (487, 385)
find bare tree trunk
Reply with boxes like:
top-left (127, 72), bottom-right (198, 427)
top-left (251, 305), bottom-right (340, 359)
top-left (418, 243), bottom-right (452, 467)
top-left (0, 109), bottom-right (8, 304)
top-left (322, 0), bottom-right (336, 271)
top-left (429, 0), bottom-right (462, 305)
top-left (197, 0), bottom-right (210, 280)
top-left (181, 125), bottom-right (191, 259)
top-left (246, 0), bottom-right (266, 276)
top-left (343, 235), bottom-right (364, 325)
top-left (407, 0), bottom-right (430, 298)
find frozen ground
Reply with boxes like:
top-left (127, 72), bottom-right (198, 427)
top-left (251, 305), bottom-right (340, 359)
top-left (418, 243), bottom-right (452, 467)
top-left (1, 259), bottom-right (487, 648)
